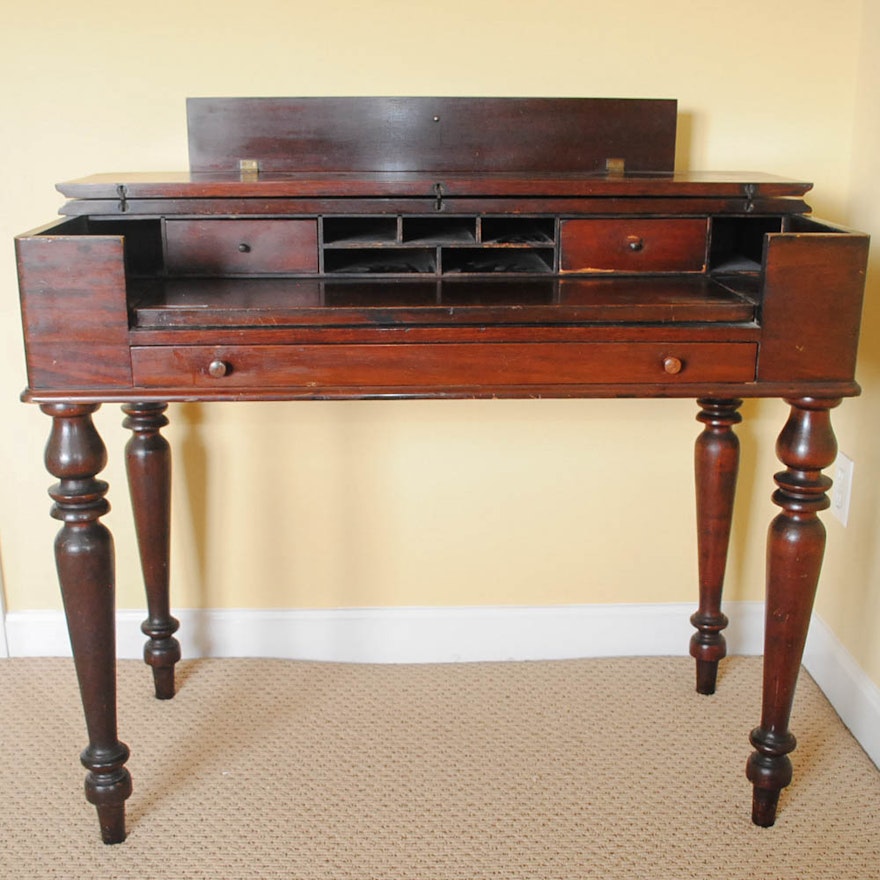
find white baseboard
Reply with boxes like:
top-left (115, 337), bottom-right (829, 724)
top-left (4, 600), bottom-right (877, 766)
top-left (803, 615), bottom-right (880, 769)
top-left (4, 600), bottom-right (765, 663)
top-left (0, 589), bottom-right (7, 660)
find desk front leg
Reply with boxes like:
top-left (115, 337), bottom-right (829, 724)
top-left (123, 403), bottom-right (179, 700)
top-left (42, 403), bottom-right (131, 845)
top-left (747, 397), bottom-right (840, 826)
top-left (691, 398), bottom-right (742, 694)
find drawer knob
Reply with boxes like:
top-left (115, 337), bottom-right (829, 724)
top-left (663, 356), bottom-right (683, 375)
top-left (627, 236), bottom-right (644, 252)
top-left (207, 359), bottom-right (229, 378)
top-left (238, 242), bottom-right (251, 253)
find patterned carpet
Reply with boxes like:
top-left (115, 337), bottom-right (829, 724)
top-left (0, 655), bottom-right (878, 879)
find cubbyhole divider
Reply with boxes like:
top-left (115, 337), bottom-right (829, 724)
top-left (320, 214), bottom-right (559, 276)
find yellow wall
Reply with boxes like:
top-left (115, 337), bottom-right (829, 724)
top-left (0, 2), bottom-right (876, 679)
top-left (814, 0), bottom-right (880, 684)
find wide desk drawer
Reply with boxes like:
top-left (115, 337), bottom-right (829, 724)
top-left (165, 219), bottom-right (319, 274)
top-left (560, 219), bottom-right (708, 273)
top-left (132, 342), bottom-right (757, 389)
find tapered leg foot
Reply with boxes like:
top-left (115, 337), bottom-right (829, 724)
top-left (751, 787), bottom-right (782, 829)
top-left (83, 742), bottom-right (133, 844)
top-left (747, 397), bottom-right (839, 826)
top-left (149, 665), bottom-right (176, 701)
top-left (746, 729), bottom-right (795, 827)
top-left (691, 399), bottom-right (741, 695)
top-left (96, 804), bottom-right (128, 845)
top-left (695, 657), bottom-right (721, 695)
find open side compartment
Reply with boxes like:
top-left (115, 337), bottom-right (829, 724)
top-left (709, 216), bottom-right (783, 273)
top-left (15, 216), bottom-right (136, 387)
top-left (756, 217), bottom-right (869, 382)
top-left (86, 216), bottom-right (165, 275)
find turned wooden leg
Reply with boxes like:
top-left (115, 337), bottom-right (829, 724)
top-left (690, 398), bottom-right (741, 694)
top-left (746, 397), bottom-right (840, 826)
top-left (123, 403), bottom-right (180, 700)
top-left (42, 403), bottom-right (131, 845)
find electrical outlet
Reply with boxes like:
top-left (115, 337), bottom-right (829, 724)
top-left (831, 452), bottom-right (854, 526)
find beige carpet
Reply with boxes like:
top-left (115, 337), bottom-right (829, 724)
top-left (0, 656), bottom-right (878, 879)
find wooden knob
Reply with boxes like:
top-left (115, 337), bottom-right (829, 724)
top-left (627, 235), bottom-right (644, 252)
top-left (663, 356), bottom-right (683, 375)
top-left (238, 243), bottom-right (251, 253)
top-left (207, 359), bottom-right (229, 378)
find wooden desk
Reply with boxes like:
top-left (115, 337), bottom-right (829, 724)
top-left (14, 97), bottom-right (869, 843)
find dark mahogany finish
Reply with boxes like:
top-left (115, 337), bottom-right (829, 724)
top-left (185, 97), bottom-right (679, 175)
top-left (42, 403), bottom-right (131, 844)
top-left (747, 398), bottom-right (840, 826)
top-left (691, 399), bottom-right (742, 695)
top-left (122, 403), bottom-right (180, 700)
top-left (13, 97), bottom-right (870, 842)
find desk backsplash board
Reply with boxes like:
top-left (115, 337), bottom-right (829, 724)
top-left (186, 97), bottom-right (677, 175)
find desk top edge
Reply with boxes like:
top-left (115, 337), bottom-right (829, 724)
top-left (56, 170), bottom-right (813, 202)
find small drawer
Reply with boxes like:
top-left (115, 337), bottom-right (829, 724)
top-left (132, 342), bottom-right (756, 390)
top-left (560, 219), bottom-right (708, 273)
top-left (165, 219), bottom-right (318, 274)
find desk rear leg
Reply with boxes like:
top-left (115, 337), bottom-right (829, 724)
top-left (690, 398), bottom-right (742, 694)
top-left (123, 403), bottom-right (180, 700)
top-left (43, 403), bottom-right (132, 844)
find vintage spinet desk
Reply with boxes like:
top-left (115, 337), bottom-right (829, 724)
top-left (14, 97), bottom-right (869, 843)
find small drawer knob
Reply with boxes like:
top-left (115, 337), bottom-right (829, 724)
top-left (663, 356), bottom-right (683, 375)
top-left (238, 242), bottom-right (251, 253)
top-left (207, 359), bottom-right (229, 378)
top-left (626, 235), bottom-right (644, 252)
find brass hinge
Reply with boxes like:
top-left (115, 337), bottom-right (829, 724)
top-left (239, 159), bottom-right (261, 180)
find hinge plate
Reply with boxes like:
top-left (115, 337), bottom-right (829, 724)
top-left (239, 159), bottom-right (261, 179)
